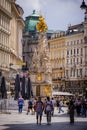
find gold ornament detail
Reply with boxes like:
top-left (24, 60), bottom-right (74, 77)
top-left (36, 16), bottom-right (48, 32)
top-left (36, 73), bottom-right (42, 81)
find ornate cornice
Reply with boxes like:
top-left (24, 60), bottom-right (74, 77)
top-left (0, 5), bottom-right (12, 19)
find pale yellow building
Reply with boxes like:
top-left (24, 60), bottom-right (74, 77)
top-left (9, 1), bottom-right (25, 73)
top-left (65, 22), bottom-right (87, 95)
top-left (0, 0), bottom-right (25, 92)
top-left (0, 0), bottom-right (12, 77)
top-left (49, 31), bottom-right (66, 92)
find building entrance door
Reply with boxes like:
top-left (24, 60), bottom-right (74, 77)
top-left (36, 85), bottom-right (40, 96)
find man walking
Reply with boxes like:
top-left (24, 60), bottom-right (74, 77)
top-left (35, 96), bottom-right (44, 125)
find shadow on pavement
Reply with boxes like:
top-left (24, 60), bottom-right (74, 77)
top-left (2, 121), bottom-right (87, 130)
top-left (52, 113), bottom-right (67, 117)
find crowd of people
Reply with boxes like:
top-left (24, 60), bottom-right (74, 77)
top-left (17, 95), bottom-right (87, 125)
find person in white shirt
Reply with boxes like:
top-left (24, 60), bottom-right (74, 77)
top-left (58, 100), bottom-right (64, 113)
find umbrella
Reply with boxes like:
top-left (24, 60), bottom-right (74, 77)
top-left (1, 76), bottom-right (7, 99)
top-left (21, 76), bottom-right (26, 99)
top-left (27, 77), bottom-right (33, 99)
top-left (14, 74), bottom-right (20, 100)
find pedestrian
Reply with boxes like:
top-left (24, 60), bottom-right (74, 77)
top-left (56, 98), bottom-right (60, 110)
top-left (81, 99), bottom-right (87, 117)
top-left (45, 96), bottom-right (53, 125)
top-left (68, 99), bottom-right (75, 124)
top-left (51, 97), bottom-right (55, 116)
top-left (18, 95), bottom-right (24, 113)
top-left (58, 100), bottom-right (64, 113)
top-left (33, 98), bottom-right (37, 114)
top-left (75, 98), bottom-right (81, 117)
top-left (35, 96), bottom-right (44, 125)
top-left (26, 98), bottom-right (33, 115)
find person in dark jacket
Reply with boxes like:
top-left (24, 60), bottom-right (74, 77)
top-left (68, 99), bottom-right (75, 124)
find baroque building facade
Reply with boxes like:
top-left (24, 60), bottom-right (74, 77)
top-left (10, 1), bottom-right (25, 73)
top-left (65, 24), bottom-right (84, 94)
top-left (0, 0), bottom-right (25, 93)
top-left (49, 10), bottom-right (87, 96)
top-left (0, 0), bottom-right (12, 77)
top-left (65, 8), bottom-right (87, 96)
top-left (48, 31), bottom-right (66, 92)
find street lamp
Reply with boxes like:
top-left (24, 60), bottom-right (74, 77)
top-left (80, 0), bottom-right (87, 24)
top-left (80, 0), bottom-right (87, 98)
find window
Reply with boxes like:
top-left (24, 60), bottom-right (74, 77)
top-left (81, 48), bottom-right (83, 55)
top-left (80, 69), bottom-right (82, 76)
top-left (67, 42), bottom-right (69, 46)
top-left (74, 49), bottom-right (75, 55)
top-left (77, 69), bottom-right (79, 77)
top-left (71, 59), bottom-right (72, 64)
top-left (77, 58), bottom-right (79, 64)
top-left (73, 69), bottom-right (75, 77)
top-left (80, 58), bottom-right (82, 64)
top-left (74, 40), bottom-right (76, 45)
top-left (85, 69), bottom-right (87, 76)
top-left (71, 41), bottom-right (73, 45)
top-left (77, 48), bottom-right (79, 54)
top-left (77, 40), bottom-right (79, 44)
top-left (67, 59), bottom-right (69, 65)
top-left (71, 49), bottom-right (72, 55)
top-left (67, 50), bottom-right (69, 55)
top-left (81, 39), bottom-right (83, 43)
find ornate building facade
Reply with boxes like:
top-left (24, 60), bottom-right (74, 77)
top-left (65, 24), bottom-right (84, 94)
top-left (0, 0), bottom-right (25, 93)
top-left (0, 0), bottom-right (12, 77)
top-left (48, 31), bottom-right (66, 92)
top-left (65, 8), bottom-right (87, 96)
top-left (9, 1), bottom-right (25, 73)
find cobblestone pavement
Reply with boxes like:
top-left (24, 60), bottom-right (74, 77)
top-left (0, 107), bottom-right (87, 130)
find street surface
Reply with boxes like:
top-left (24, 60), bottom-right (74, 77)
top-left (0, 105), bottom-right (87, 130)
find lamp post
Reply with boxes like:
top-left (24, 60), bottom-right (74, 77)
top-left (80, 0), bottom-right (87, 25)
top-left (80, 0), bottom-right (87, 98)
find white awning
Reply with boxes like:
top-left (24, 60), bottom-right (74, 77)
top-left (52, 91), bottom-right (73, 96)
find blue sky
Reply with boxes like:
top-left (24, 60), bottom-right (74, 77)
top-left (16, 0), bottom-right (86, 31)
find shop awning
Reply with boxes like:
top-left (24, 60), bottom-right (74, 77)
top-left (52, 91), bottom-right (73, 96)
